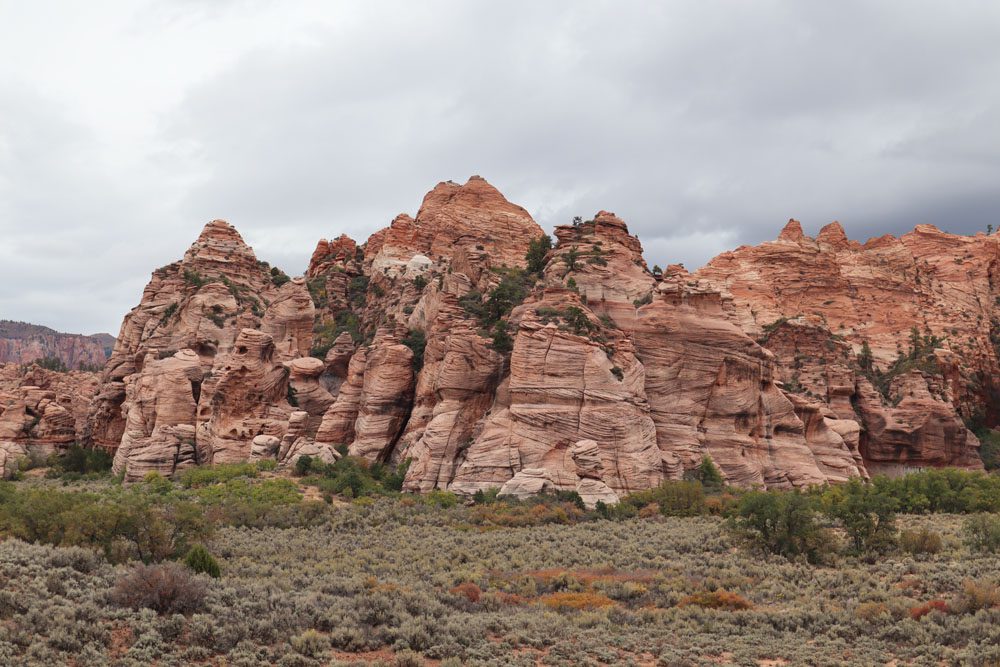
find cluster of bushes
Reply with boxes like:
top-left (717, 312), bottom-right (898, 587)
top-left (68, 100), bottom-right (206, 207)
top-left (459, 267), bottom-right (536, 331)
top-left (32, 355), bottom-right (69, 372)
top-left (2, 457), bottom-right (1000, 663)
top-left (295, 454), bottom-right (410, 500)
top-left (401, 328), bottom-right (426, 370)
top-left (857, 327), bottom-right (946, 400)
top-left (43, 445), bottom-right (113, 480)
top-left (525, 234), bottom-right (552, 274)
top-left (535, 305), bottom-right (598, 336)
top-left (269, 266), bottom-right (290, 287)
top-left (730, 476), bottom-right (1000, 564)
top-left (869, 467), bottom-right (1000, 513)
top-left (311, 309), bottom-right (363, 356)
top-left (976, 428), bottom-right (1000, 471)
top-left (0, 464), bottom-right (324, 565)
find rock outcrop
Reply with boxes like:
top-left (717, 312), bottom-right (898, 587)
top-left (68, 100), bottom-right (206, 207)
top-left (78, 178), bottom-right (991, 490)
top-left (695, 222), bottom-right (991, 473)
top-left (0, 363), bottom-right (100, 477)
top-left (87, 221), bottom-right (309, 480)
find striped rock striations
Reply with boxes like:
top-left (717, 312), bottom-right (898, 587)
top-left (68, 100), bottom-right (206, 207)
top-left (695, 221), bottom-right (990, 474)
top-left (77, 178), bottom-right (989, 490)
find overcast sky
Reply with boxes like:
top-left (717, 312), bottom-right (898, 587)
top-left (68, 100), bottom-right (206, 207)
top-left (2, 1), bottom-right (999, 334)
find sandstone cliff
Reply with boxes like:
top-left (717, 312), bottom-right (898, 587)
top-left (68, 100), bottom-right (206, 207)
top-left (0, 363), bottom-right (100, 477)
top-left (76, 179), bottom-right (990, 491)
top-left (695, 221), bottom-right (990, 474)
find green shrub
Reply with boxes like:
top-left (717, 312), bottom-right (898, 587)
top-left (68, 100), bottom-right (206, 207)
top-left (300, 455), bottom-right (410, 499)
top-left (472, 487), bottom-right (500, 504)
top-left (823, 477), bottom-right (898, 554)
top-left (624, 480), bottom-right (706, 517)
top-left (526, 234), bottom-right (552, 274)
top-left (183, 544), bottom-right (221, 578)
top-left (293, 455), bottom-right (314, 477)
top-left (871, 468), bottom-right (1000, 513)
top-left (34, 356), bottom-right (68, 372)
top-left (964, 513), bottom-right (1000, 552)
top-left (402, 328), bottom-right (426, 371)
top-left (683, 456), bottom-right (724, 490)
top-left (595, 500), bottom-right (639, 521)
top-left (178, 463), bottom-right (258, 488)
top-left (422, 490), bottom-right (459, 508)
top-left (489, 321), bottom-right (514, 354)
top-left (50, 445), bottom-right (113, 477)
top-left (978, 429), bottom-right (1000, 471)
top-left (270, 266), bottom-right (291, 286)
top-left (899, 527), bottom-right (944, 555)
top-left (728, 490), bottom-right (836, 564)
top-left (562, 247), bottom-right (580, 272)
top-left (183, 269), bottom-right (207, 287)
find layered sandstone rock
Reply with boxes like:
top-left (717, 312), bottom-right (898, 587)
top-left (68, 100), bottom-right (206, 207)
top-left (448, 311), bottom-right (667, 496)
top-left (365, 175), bottom-right (544, 274)
top-left (111, 349), bottom-right (203, 481)
top-left (0, 363), bottom-right (100, 477)
top-left (89, 221), bottom-right (321, 480)
top-left (78, 177), bottom-right (990, 490)
top-left (696, 222), bottom-right (989, 472)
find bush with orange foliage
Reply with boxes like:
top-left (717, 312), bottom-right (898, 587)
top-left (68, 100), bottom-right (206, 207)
top-left (638, 502), bottom-right (660, 519)
top-left (488, 591), bottom-right (529, 606)
top-left (468, 499), bottom-right (584, 527)
top-left (909, 599), bottom-right (949, 620)
top-left (677, 589), bottom-right (753, 611)
top-left (539, 591), bottom-right (616, 611)
top-left (449, 581), bottom-right (482, 603)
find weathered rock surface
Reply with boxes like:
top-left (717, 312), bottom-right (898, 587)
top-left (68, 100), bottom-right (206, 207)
top-left (75, 177), bottom-right (992, 490)
top-left (88, 221), bottom-right (318, 480)
top-left (0, 363), bottom-right (100, 477)
top-left (695, 223), bottom-right (990, 473)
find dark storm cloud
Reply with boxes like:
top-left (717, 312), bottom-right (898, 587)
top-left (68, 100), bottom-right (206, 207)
top-left (2, 0), bottom-right (1000, 333)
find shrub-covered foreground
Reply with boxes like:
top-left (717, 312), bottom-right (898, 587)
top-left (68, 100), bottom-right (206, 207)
top-left (1, 472), bottom-right (1000, 665)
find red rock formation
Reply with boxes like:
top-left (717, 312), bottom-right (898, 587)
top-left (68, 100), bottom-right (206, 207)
top-left (695, 222), bottom-right (990, 473)
top-left (76, 177), bottom-right (989, 490)
top-left (366, 176), bottom-right (544, 273)
top-left (0, 363), bottom-right (100, 476)
top-left (0, 320), bottom-right (111, 369)
top-left (87, 221), bottom-right (319, 480)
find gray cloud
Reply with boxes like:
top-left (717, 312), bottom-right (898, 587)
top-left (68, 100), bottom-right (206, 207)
top-left (2, 0), bottom-right (1000, 333)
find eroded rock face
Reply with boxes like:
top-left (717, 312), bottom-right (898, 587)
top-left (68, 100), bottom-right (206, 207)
top-left (112, 350), bottom-right (203, 482)
top-left (0, 363), bottom-right (100, 477)
top-left (195, 329), bottom-right (293, 467)
top-left (366, 176), bottom-right (544, 275)
top-left (89, 221), bottom-right (320, 480)
top-left (80, 177), bottom-right (991, 490)
top-left (448, 312), bottom-right (666, 496)
top-left (695, 223), bottom-right (988, 473)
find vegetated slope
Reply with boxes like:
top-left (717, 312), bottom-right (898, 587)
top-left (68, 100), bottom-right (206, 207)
top-left (33, 175), bottom-right (991, 493)
top-left (1, 468), bottom-right (999, 666)
top-left (0, 319), bottom-right (112, 369)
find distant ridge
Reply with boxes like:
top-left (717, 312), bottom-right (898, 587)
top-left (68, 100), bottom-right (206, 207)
top-left (0, 319), bottom-right (114, 369)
